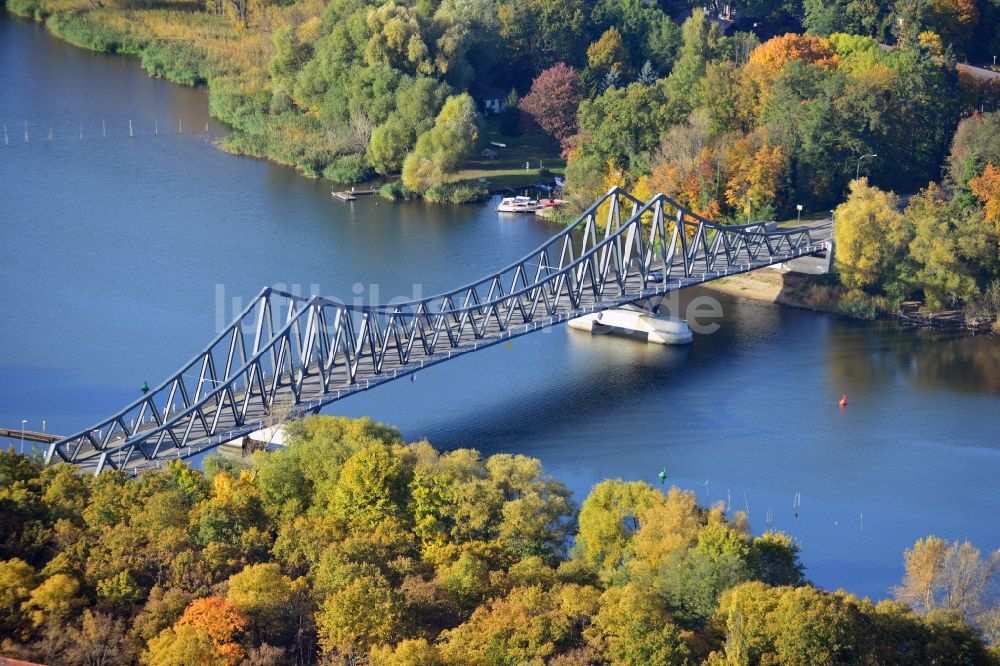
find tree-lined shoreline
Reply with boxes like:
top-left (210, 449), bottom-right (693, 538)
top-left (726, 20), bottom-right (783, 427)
top-left (1, 415), bottom-right (998, 664)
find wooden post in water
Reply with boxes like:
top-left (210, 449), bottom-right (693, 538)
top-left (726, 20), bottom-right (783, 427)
top-left (80, 122), bottom-right (83, 140)
top-left (102, 119), bottom-right (106, 139)
top-left (178, 118), bottom-right (182, 134)
top-left (129, 119), bottom-right (133, 137)
top-left (48, 127), bottom-right (52, 141)
top-left (155, 120), bottom-right (158, 135)
top-left (24, 122), bottom-right (28, 143)
top-left (4, 124), bottom-right (8, 146)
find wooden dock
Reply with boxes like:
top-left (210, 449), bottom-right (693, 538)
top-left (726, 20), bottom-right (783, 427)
top-left (332, 188), bottom-right (377, 201)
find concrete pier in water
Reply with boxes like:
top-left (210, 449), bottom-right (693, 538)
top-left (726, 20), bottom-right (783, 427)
top-left (569, 309), bottom-right (693, 345)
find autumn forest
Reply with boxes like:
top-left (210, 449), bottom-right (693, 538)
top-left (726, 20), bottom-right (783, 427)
top-left (1, 416), bottom-right (999, 665)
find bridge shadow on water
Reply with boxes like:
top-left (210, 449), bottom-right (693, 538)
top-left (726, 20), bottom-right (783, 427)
top-left (373, 286), bottom-right (792, 460)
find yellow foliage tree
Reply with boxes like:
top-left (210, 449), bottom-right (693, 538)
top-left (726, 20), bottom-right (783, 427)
top-left (23, 573), bottom-right (82, 629)
top-left (317, 572), bottom-right (402, 657)
top-left (832, 179), bottom-right (911, 292)
top-left (587, 27), bottom-right (632, 80)
top-left (917, 31), bottom-right (946, 57)
top-left (724, 137), bottom-right (787, 220)
top-left (370, 638), bottom-right (444, 666)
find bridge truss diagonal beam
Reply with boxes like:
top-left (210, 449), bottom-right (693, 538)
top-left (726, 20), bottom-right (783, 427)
top-left (47, 189), bottom-right (829, 474)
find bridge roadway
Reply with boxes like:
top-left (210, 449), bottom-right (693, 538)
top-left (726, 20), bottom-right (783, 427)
top-left (0, 429), bottom-right (62, 445)
top-left (45, 190), bottom-right (832, 474)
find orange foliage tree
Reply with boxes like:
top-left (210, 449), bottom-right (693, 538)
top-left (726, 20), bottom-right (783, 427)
top-left (176, 596), bottom-right (249, 664)
top-left (650, 148), bottom-right (723, 222)
top-left (970, 163), bottom-right (1000, 239)
top-left (746, 33), bottom-right (839, 111)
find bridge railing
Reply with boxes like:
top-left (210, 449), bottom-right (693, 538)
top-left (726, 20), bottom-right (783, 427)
top-left (48, 190), bottom-right (820, 473)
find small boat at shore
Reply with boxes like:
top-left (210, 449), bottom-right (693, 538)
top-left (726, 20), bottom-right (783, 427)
top-left (497, 196), bottom-right (541, 213)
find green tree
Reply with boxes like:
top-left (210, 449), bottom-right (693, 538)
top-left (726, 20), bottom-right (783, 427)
top-left (436, 550), bottom-right (492, 612)
top-left (906, 183), bottom-right (994, 309)
top-left (269, 25), bottom-right (310, 80)
top-left (753, 531), bottom-right (806, 587)
top-left (803, 0), bottom-right (894, 37)
top-left (363, 2), bottom-right (433, 75)
top-left (663, 10), bottom-right (724, 118)
top-left (644, 11), bottom-right (682, 74)
top-left (368, 75), bottom-right (450, 175)
top-left (193, 470), bottom-right (269, 561)
top-left (496, 0), bottom-right (590, 83)
top-left (401, 93), bottom-right (479, 192)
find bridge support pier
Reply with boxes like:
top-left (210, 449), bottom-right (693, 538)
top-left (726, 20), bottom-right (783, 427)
top-left (568, 310), bottom-right (693, 345)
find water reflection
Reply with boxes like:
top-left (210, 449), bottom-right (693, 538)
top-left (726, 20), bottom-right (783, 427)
top-left (828, 321), bottom-right (1000, 395)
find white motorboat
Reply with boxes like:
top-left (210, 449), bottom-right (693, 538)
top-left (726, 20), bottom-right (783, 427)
top-left (497, 196), bottom-right (541, 213)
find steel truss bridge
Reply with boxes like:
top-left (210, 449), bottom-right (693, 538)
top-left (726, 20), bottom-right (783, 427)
top-left (46, 189), bottom-right (830, 474)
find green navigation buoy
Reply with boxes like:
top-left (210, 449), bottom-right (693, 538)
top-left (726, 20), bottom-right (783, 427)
top-left (658, 467), bottom-right (667, 484)
top-left (141, 381), bottom-right (150, 394)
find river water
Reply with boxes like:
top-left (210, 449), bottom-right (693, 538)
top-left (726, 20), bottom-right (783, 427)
top-left (2, 13), bottom-right (999, 599)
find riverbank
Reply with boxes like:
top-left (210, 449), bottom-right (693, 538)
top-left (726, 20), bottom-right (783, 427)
top-left (704, 269), bottom-right (999, 332)
top-left (1, 3), bottom-right (563, 201)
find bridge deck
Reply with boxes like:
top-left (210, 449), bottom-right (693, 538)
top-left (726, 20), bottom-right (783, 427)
top-left (66, 244), bottom-right (826, 474)
top-left (0, 429), bottom-right (62, 445)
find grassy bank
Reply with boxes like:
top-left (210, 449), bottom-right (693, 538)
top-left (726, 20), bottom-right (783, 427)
top-left (453, 117), bottom-right (566, 194)
top-left (4, 0), bottom-right (334, 171)
top-left (4, 3), bottom-right (565, 200)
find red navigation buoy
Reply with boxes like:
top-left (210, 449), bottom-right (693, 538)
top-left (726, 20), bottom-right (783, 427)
top-left (839, 394), bottom-right (848, 407)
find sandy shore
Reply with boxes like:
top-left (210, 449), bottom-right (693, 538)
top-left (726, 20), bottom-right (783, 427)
top-left (701, 268), bottom-right (813, 309)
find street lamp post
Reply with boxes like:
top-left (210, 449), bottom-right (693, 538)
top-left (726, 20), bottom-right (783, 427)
top-left (856, 153), bottom-right (877, 179)
top-left (20, 420), bottom-right (26, 455)
top-left (747, 197), bottom-right (753, 225)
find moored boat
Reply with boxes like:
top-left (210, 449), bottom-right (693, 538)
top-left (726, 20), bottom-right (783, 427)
top-left (497, 196), bottom-right (541, 213)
